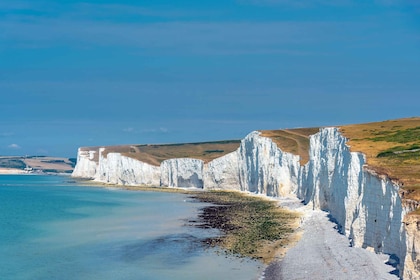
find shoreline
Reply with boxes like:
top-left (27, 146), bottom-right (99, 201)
top-left (0, 175), bottom-right (263, 280)
top-left (70, 178), bottom-right (401, 279)
top-left (73, 178), bottom-right (301, 263)
top-left (0, 168), bottom-right (29, 175)
top-left (0, 169), bottom-right (72, 176)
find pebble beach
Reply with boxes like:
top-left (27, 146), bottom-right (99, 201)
top-left (263, 198), bottom-right (399, 280)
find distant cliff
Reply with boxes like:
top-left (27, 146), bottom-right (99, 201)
top-left (72, 128), bottom-right (419, 279)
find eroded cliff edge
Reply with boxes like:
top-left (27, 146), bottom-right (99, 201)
top-left (72, 128), bottom-right (419, 278)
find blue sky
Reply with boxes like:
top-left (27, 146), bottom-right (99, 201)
top-left (0, 0), bottom-right (419, 157)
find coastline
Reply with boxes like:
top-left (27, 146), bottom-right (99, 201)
top-left (70, 179), bottom-right (401, 279)
top-left (0, 168), bottom-right (28, 175)
top-left (0, 175), bottom-right (264, 280)
top-left (72, 179), bottom-right (302, 266)
top-left (0, 168), bottom-right (72, 176)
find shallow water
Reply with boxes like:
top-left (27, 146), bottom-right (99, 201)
top-left (0, 175), bottom-right (262, 280)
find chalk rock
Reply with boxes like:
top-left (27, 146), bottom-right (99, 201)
top-left (72, 148), bottom-right (98, 179)
top-left (404, 214), bottom-right (420, 280)
top-left (161, 158), bottom-right (204, 188)
top-left (204, 150), bottom-right (240, 190)
top-left (300, 128), bottom-right (407, 275)
top-left (95, 149), bottom-right (160, 186)
top-left (237, 131), bottom-right (301, 196)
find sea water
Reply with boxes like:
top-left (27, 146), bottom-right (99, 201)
top-left (0, 175), bottom-right (262, 280)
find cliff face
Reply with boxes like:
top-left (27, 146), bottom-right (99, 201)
top-left (72, 148), bottom-right (98, 178)
top-left (204, 131), bottom-right (300, 195)
top-left (404, 215), bottom-right (420, 279)
top-left (72, 128), bottom-right (418, 278)
top-left (95, 149), bottom-right (160, 186)
top-left (299, 128), bottom-right (411, 275)
top-left (237, 131), bottom-right (301, 196)
top-left (203, 150), bottom-right (240, 191)
top-left (160, 158), bottom-right (204, 188)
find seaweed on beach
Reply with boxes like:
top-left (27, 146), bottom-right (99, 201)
top-left (190, 191), bottom-right (300, 263)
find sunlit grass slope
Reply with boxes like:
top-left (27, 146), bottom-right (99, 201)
top-left (339, 117), bottom-right (420, 201)
top-left (261, 117), bottom-right (420, 205)
top-left (260, 128), bottom-right (320, 165)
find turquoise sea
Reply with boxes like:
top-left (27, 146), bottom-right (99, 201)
top-left (0, 175), bottom-right (262, 280)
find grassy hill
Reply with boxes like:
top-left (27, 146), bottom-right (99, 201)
top-left (0, 156), bottom-right (76, 173)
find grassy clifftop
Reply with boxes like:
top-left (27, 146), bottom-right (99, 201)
top-left (81, 117), bottom-right (420, 201)
top-left (261, 117), bottom-right (420, 202)
top-left (260, 128), bottom-right (320, 165)
top-left (340, 117), bottom-right (420, 201)
top-left (81, 140), bottom-right (241, 166)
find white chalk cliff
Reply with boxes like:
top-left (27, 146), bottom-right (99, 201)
top-left (95, 149), bottom-right (160, 186)
top-left (72, 128), bottom-right (419, 278)
top-left (72, 149), bottom-right (98, 179)
top-left (160, 158), bottom-right (204, 188)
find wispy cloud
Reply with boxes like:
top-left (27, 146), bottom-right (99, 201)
top-left (69, 3), bottom-right (201, 19)
top-left (8, 143), bottom-right (21, 149)
top-left (239, 0), bottom-right (420, 8)
top-left (121, 127), bottom-right (169, 134)
top-left (0, 1), bottom-right (37, 10)
top-left (0, 132), bottom-right (14, 137)
top-left (123, 127), bottom-right (135, 133)
top-left (1, 0), bottom-right (410, 56)
top-left (0, 16), bottom-right (364, 55)
top-left (0, 1), bottom-right (215, 21)
top-left (238, 0), bottom-right (355, 7)
top-left (36, 148), bottom-right (49, 155)
top-left (140, 127), bottom-right (169, 134)
top-left (0, 0), bottom-right (367, 56)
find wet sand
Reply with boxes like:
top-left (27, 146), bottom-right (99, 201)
top-left (263, 198), bottom-right (399, 280)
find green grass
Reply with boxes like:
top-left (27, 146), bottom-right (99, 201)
top-left (0, 156), bottom-right (75, 173)
top-left (377, 145), bottom-right (420, 158)
top-left (0, 158), bottom-right (26, 169)
top-left (339, 118), bottom-right (420, 201)
top-left (369, 126), bottom-right (420, 143)
top-left (377, 151), bottom-right (420, 164)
